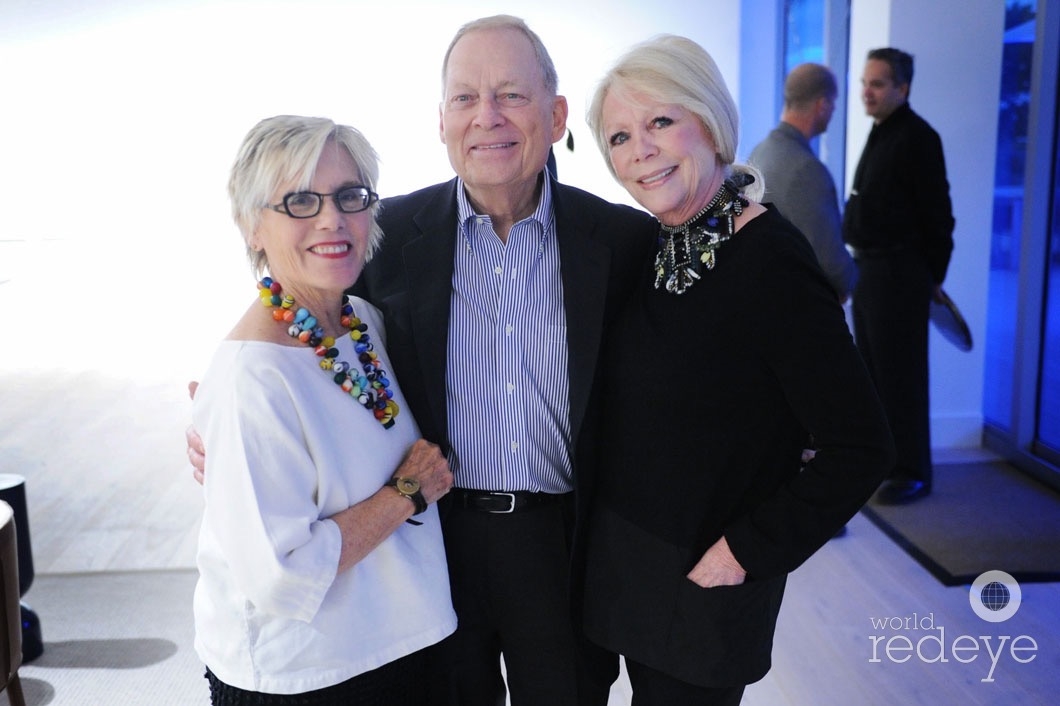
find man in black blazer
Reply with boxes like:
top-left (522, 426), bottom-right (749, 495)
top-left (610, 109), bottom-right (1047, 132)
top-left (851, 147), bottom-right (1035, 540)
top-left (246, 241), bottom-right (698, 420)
top-left (352, 15), bottom-right (653, 706)
top-left (844, 48), bottom-right (954, 505)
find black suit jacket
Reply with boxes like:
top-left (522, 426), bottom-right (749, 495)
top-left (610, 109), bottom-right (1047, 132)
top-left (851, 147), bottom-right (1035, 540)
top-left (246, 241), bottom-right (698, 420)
top-left (350, 174), bottom-right (654, 509)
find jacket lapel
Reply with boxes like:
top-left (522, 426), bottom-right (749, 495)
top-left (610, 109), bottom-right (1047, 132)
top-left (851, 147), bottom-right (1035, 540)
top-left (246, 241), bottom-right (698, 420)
top-left (401, 180), bottom-right (460, 446)
top-left (552, 182), bottom-right (612, 449)
top-left (396, 176), bottom-right (615, 454)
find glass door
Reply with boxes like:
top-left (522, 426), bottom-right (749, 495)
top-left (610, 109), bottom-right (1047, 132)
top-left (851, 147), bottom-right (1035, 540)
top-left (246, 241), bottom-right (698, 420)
top-left (1034, 118), bottom-right (1060, 465)
top-left (983, 0), bottom-right (1060, 489)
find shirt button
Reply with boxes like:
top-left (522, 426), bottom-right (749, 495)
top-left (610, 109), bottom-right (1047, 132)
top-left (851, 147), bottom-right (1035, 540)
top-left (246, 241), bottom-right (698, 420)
top-left (511, 441), bottom-right (519, 451)
top-left (506, 383), bottom-right (515, 394)
top-left (494, 266), bottom-right (503, 276)
top-left (505, 324), bottom-right (514, 335)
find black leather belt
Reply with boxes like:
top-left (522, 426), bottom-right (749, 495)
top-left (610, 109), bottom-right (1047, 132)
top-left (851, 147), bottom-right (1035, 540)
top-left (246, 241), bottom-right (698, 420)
top-left (450, 489), bottom-right (561, 514)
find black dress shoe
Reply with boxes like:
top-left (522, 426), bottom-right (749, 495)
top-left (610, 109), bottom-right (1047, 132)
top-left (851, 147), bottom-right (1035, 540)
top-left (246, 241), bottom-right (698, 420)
top-left (876, 480), bottom-right (930, 505)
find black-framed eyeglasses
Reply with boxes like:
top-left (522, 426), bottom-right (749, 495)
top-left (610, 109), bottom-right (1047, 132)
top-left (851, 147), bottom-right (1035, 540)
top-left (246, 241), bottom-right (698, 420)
top-left (267, 186), bottom-right (379, 218)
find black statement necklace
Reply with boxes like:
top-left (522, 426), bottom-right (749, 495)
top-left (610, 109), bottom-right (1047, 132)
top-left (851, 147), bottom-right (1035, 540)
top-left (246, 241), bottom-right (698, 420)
top-left (654, 173), bottom-right (753, 295)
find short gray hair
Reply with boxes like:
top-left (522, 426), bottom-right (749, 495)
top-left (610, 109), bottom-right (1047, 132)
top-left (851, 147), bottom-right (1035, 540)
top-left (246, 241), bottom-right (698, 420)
top-left (441, 15), bottom-right (559, 97)
top-left (228, 115), bottom-right (383, 277)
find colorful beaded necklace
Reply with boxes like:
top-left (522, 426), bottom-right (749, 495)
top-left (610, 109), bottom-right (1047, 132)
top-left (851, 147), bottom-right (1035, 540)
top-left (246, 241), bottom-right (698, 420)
top-left (257, 277), bottom-right (399, 429)
top-left (654, 173), bottom-right (753, 295)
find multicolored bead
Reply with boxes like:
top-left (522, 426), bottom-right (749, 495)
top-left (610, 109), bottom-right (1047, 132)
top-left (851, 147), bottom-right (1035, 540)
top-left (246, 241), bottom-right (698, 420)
top-left (258, 278), bottom-right (399, 429)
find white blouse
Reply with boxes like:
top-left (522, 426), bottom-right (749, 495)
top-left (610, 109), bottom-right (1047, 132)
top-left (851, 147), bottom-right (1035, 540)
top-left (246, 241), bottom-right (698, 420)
top-left (192, 296), bottom-right (456, 694)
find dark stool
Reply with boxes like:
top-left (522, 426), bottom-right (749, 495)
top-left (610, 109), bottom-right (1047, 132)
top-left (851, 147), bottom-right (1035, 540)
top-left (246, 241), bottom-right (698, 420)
top-left (0, 475), bottom-right (42, 662)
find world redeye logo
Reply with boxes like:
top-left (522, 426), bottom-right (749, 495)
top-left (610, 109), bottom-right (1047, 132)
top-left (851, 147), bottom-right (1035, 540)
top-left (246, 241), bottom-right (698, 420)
top-left (867, 570), bottom-right (1038, 682)
top-left (969, 570), bottom-right (1022, 623)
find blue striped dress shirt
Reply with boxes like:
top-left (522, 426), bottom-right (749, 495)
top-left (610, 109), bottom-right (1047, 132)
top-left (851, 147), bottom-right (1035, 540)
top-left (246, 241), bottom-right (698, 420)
top-left (446, 177), bottom-right (573, 493)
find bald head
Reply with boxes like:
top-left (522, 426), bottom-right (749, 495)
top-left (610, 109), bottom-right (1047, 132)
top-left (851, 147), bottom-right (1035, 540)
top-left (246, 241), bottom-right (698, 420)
top-left (781, 63), bottom-right (837, 139)
top-left (784, 63), bottom-right (837, 110)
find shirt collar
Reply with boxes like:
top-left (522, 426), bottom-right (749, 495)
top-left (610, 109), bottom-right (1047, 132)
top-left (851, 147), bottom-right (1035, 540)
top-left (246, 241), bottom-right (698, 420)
top-left (777, 121), bottom-right (811, 149)
top-left (873, 101), bottom-right (913, 132)
top-left (456, 173), bottom-right (554, 236)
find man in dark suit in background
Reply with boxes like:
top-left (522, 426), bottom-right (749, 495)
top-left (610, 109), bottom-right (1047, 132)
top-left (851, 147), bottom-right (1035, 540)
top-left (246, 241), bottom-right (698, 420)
top-left (843, 47), bottom-right (955, 505)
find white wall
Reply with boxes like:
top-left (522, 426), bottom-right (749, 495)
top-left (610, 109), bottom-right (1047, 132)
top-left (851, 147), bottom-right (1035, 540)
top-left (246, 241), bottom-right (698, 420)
top-left (1, 0), bottom-right (1007, 453)
top-left (737, 0), bottom-right (784, 161)
top-left (0, 0), bottom-right (742, 383)
top-left (847, 0), bottom-right (1005, 449)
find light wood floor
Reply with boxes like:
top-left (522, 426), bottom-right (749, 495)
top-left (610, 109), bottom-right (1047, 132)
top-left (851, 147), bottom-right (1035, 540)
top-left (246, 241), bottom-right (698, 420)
top-left (1, 364), bottom-right (1056, 705)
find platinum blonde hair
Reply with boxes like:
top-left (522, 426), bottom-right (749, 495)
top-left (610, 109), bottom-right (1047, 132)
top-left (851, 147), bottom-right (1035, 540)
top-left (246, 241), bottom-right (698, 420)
top-left (228, 115), bottom-right (384, 277)
top-left (587, 34), bottom-right (762, 200)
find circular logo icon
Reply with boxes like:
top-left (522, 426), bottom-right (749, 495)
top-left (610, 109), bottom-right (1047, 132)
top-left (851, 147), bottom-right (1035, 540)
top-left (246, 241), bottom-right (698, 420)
top-left (969, 570), bottom-right (1021, 622)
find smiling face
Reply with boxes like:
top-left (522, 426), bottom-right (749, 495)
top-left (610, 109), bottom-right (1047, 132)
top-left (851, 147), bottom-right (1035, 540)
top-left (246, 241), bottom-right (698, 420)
top-left (249, 140), bottom-right (371, 305)
top-left (439, 27), bottom-right (567, 209)
top-left (601, 86), bottom-right (724, 226)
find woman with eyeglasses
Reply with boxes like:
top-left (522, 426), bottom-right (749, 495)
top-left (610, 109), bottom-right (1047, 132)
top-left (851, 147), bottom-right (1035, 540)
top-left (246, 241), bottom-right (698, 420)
top-left (192, 115), bottom-right (456, 705)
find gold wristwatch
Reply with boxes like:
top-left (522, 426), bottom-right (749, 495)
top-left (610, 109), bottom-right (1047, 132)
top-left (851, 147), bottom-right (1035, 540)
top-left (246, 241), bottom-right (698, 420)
top-left (387, 476), bottom-right (427, 515)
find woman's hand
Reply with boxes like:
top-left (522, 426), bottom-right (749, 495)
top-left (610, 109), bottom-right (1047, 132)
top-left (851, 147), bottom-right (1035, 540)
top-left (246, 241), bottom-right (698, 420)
top-left (686, 536), bottom-right (747, 588)
top-left (393, 439), bottom-right (453, 505)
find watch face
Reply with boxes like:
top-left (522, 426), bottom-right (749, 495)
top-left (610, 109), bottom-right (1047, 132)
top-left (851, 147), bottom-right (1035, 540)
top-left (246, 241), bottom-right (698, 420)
top-left (396, 477), bottom-right (420, 495)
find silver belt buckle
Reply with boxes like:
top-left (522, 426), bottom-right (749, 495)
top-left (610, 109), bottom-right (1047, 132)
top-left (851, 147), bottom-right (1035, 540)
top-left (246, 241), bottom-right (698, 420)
top-left (490, 492), bottom-right (517, 514)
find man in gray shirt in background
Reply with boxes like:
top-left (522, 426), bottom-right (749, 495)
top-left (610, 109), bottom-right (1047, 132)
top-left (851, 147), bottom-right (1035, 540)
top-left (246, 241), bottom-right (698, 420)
top-left (750, 63), bottom-right (857, 302)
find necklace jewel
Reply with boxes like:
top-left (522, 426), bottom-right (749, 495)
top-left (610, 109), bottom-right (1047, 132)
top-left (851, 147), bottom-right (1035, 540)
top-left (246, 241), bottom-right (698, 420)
top-left (654, 175), bottom-right (752, 295)
top-left (257, 277), bottom-right (399, 429)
